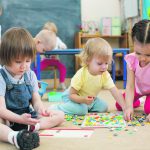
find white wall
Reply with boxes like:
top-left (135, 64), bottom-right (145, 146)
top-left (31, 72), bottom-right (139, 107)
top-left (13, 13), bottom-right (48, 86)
top-left (81, 0), bottom-right (121, 71)
top-left (81, 0), bottom-right (121, 48)
top-left (81, 0), bottom-right (121, 22)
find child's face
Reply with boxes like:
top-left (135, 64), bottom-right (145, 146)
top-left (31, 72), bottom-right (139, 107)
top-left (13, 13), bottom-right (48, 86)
top-left (36, 41), bottom-right (55, 53)
top-left (88, 56), bottom-right (109, 75)
top-left (134, 41), bottom-right (150, 67)
top-left (36, 41), bottom-right (48, 53)
top-left (6, 57), bottom-right (32, 77)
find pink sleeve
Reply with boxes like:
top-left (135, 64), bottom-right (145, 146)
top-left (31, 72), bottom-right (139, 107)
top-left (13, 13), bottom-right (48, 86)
top-left (125, 53), bottom-right (138, 72)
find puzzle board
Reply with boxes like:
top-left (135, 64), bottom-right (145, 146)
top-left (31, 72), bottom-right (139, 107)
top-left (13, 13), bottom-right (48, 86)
top-left (39, 129), bottom-right (94, 138)
top-left (81, 112), bottom-right (126, 128)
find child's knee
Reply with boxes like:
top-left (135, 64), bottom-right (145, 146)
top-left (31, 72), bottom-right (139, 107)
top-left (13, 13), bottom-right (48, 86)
top-left (100, 103), bottom-right (108, 112)
top-left (100, 100), bottom-right (108, 112)
top-left (56, 103), bottom-right (88, 115)
top-left (75, 106), bottom-right (88, 115)
top-left (115, 102), bottom-right (122, 111)
top-left (144, 101), bottom-right (150, 114)
top-left (144, 107), bottom-right (150, 114)
top-left (0, 118), bottom-right (6, 124)
top-left (57, 110), bottom-right (65, 123)
top-left (74, 105), bottom-right (88, 116)
top-left (94, 99), bottom-right (108, 112)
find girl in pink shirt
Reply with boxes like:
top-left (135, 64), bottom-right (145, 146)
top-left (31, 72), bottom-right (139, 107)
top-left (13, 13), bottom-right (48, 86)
top-left (116, 20), bottom-right (150, 121)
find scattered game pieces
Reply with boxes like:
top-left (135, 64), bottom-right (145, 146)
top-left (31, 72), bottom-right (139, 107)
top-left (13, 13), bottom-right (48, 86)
top-left (113, 133), bottom-right (118, 136)
top-left (65, 114), bottom-right (85, 126)
top-left (64, 112), bottom-right (150, 138)
top-left (65, 112), bottom-right (150, 128)
top-left (109, 128), bottom-right (114, 131)
top-left (81, 112), bottom-right (126, 128)
top-left (127, 113), bottom-right (149, 127)
top-left (108, 113), bottom-right (150, 137)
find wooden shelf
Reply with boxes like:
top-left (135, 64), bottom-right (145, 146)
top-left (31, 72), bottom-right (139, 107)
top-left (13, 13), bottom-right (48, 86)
top-left (74, 32), bottom-right (129, 72)
top-left (80, 33), bottom-right (125, 38)
top-left (75, 32), bottom-right (129, 49)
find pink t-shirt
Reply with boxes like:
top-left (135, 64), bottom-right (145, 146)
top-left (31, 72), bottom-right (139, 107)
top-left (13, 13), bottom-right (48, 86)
top-left (125, 53), bottom-right (150, 95)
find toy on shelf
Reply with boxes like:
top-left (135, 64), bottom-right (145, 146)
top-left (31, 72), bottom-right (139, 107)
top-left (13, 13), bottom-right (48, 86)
top-left (38, 81), bottom-right (48, 97)
top-left (79, 21), bottom-right (99, 34)
top-left (48, 91), bottom-right (62, 102)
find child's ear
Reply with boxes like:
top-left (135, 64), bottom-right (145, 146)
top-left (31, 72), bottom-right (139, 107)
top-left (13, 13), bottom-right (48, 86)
top-left (87, 57), bottom-right (92, 64)
top-left (86, 60), bottom-right (90, 65)
top-left (37, 40), bottom-right (41, 44)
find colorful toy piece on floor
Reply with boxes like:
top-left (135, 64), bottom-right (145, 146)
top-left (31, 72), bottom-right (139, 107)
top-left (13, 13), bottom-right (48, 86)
top-left (38, 81), bottom-right (48, 97)
top-left (127, 113), bottom-right (150, 126)
top-left (65, 114), bottom-right (85, 126)
top-left (81, 112), bottom-right (126, 128)
top-left (48, 91), bottom-right (62, 102)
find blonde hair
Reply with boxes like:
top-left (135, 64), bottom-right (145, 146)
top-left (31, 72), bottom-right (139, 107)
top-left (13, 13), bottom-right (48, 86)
top-left (35, 29), bottom-right (56, 50)
top-left (79, 38), bottom-right (112, 66)
top-left (43, 21), bottom-right (58, 34)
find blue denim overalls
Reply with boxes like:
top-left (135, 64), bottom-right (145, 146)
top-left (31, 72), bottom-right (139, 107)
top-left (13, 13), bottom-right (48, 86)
top-left (0, 69), bottom-right (37, 131)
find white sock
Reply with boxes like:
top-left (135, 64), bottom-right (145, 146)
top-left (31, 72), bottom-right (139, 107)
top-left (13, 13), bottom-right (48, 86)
top-left (35, 123), bottom-right (40, 131)
top-left (8, 131), bottom-right (19, 149)
top-left (60, 83), bottom-right (66, 90)
top-left (139, 96), bottom-right (146, 104)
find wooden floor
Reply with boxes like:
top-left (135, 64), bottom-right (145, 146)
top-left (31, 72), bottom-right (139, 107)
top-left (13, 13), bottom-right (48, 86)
top-left (1, 79), bottom-right (150, 150)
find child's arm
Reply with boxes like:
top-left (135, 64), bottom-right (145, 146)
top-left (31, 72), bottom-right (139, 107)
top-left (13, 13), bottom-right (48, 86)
top-left (57, 37), bottom-right (67, 49)
top-left (0, 96), bottom-right (39, 125)
top-left (124, 66), bottom-right (135, 120)
top-left (146, 114), bottom-right (150, 122)
top-left (31, 92), bottom-right (49, 116)
top-left (29, 71), bottom-right (49, 116)
top-left (109, 86), bottom-right (126, 111)
top-left (69, 87), bottom-right (94, 105)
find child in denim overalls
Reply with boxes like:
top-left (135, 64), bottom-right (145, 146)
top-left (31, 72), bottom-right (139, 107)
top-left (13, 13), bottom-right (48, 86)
top-left (0, 27), bottom-right (64, 150)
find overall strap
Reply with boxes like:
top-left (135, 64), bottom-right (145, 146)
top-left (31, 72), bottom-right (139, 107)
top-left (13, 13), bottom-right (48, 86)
top-left (24, 73), bottom-right (31, 85)
top-left (24, 72), bottom-right (33, 94)
top-left (0, 69), bottom-right (13, 90)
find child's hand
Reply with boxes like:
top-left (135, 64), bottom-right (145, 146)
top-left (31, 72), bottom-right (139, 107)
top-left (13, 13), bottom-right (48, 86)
top-left (84, 96), bottom-right (95, 105)
top-left (146, 114), bottom-right (150, 122)
top-left (20, 113), bottom-right (40, 125)
top-left (124, 107), bottom-right (134, 121)
top-left (38, 108), bottom-right (50, 117)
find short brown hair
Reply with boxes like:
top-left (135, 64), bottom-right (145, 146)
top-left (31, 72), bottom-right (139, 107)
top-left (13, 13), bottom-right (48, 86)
top-left (0, 27), bottom-right (36, 66)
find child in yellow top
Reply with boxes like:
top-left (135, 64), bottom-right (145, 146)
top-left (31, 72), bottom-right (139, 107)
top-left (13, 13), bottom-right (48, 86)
top-left (50, 38), bottom-right (126, 115)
